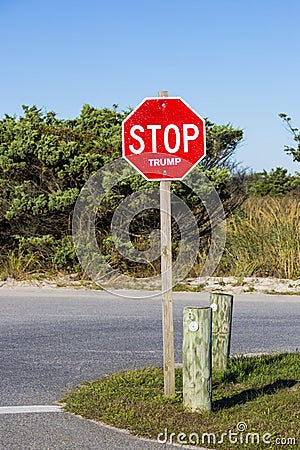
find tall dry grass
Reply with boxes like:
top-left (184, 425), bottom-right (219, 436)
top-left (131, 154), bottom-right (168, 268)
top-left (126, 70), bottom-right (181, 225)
top-left (217, 196), bottom-right (300, 279)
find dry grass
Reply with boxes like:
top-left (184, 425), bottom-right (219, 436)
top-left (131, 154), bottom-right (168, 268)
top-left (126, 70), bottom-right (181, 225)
top-left (215, 196), bottom-right (300, 279)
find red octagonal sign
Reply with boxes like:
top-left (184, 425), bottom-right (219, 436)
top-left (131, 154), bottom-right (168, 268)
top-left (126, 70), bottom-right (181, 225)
top-left (122, 97), bottom-right (206, 180)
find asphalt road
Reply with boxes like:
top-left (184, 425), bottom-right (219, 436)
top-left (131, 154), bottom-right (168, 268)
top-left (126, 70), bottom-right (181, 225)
top-left (0, 287), bottom-right (299, 449)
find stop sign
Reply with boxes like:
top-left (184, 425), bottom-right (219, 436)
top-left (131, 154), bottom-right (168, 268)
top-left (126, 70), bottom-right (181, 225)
top-left (122, 97), bottom-right (206, 180)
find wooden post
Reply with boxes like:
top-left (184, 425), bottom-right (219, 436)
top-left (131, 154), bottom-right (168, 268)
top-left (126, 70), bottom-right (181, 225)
top-left (210, 293), bottom-right (233, 370)
top-left (183, 307), bottom-right (212, 412)
top-left (159, 90), bottom-right (175, 396)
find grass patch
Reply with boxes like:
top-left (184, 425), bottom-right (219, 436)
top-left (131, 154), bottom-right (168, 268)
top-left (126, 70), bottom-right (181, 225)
top-left (61, 353), bottom-right (299, 449)
top-left (173, 282), bottom-right (204, 292)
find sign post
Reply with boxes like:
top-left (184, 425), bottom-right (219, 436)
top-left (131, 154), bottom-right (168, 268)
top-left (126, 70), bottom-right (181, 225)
top-left (122, 92), bottom-right (206, 396)
top-left (158, 91), bottom-right (175, 396)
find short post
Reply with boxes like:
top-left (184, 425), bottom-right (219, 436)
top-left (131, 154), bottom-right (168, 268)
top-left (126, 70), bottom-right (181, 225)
top-left (210, 293), bottom-right (233, 370)
top-left (159, 90), bottom-right (175, 396)
top-left (182, 307), bottom-right (212, 412)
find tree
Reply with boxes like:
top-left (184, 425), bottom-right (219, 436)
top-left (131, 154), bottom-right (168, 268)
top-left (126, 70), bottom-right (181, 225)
top-left (201, 120), bottom-right (243, 170)
top-left (0, 105), bottom-right (126, 242)
top-left (0, 104), bottom-right (244, 274)
top-left (278, 113), bottom-right (300, 162)
top-left (249, 167), bottom-right (300, 197)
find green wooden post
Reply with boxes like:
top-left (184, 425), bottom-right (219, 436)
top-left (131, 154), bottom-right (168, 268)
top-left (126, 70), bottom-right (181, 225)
top-left (182, 307), bottom-right (212, 412)
top-left (210, 293), bottom-right (233, 370)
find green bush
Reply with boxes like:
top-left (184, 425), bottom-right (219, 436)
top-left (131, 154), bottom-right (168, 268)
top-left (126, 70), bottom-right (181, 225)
top-left (0, 104), bottom-right (244, 277)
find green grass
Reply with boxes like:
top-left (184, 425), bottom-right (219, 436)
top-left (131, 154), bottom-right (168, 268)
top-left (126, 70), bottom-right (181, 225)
top-left (61, 353), bottom-right (299, 449)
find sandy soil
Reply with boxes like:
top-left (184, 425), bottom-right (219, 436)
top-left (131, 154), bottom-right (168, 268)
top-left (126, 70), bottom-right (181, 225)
top-left (0, 275), bottom-right (299, 295)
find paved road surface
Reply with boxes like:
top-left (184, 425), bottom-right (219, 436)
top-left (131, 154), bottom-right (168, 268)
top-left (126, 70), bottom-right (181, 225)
top-left (0, 287), bottom-right (299, 449)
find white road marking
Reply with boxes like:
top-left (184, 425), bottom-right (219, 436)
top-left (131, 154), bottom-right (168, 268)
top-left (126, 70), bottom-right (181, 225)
top-left (0, 405), bottom-right (63, 414)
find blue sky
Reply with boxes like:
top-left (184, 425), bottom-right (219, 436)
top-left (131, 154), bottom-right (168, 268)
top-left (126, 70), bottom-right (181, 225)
top-left (1, 0), bottom-right (299, 173)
